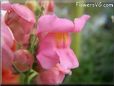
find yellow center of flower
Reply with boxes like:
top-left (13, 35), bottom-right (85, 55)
top-left (55, 32), bottom-right (69, 48)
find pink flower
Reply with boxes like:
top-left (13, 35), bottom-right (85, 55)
top-left (35, 64), bottom-right (67, 85)
top-left (13, 49), bottom-right (34, 72)
top-left (1, 17), bottom-right (15, 69)
top-left (1, 3), bottom-right (35, 43)
top-left (36, 14), bottom-right (90, 84)
top-left (36, 14), bottom-right (90, 70)
top-left (1, 18), bottom-right (20, 84)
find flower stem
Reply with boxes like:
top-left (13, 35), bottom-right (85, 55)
top-left (71, 0), bottom-right (85, 58)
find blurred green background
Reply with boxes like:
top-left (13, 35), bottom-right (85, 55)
top-left (6, 0), bottom-right (114, 84)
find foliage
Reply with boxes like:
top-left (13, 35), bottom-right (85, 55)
top-left (64, 17), bottom-right (114, 84)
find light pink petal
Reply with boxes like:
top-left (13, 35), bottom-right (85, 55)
top-left (37, 14), bottom-right (90, 33)
top-left (37, 14), bottom-right (74, 33)
top-left (37, 66), bottom-right (65, 84)
top-left (56, 63), bottom-right (72, 75)
top-left (74, 15), bottom-right (90, 32)
top-left (1, 18), bottom-right (14, 48)
top-left (56, 48), bottom-right (79, 69)
top-left (1, 19), bottom-right (14, 69)
top-left (37, 49), bottom-right (59, 69)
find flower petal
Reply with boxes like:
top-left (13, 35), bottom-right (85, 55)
top-left (37, 49), bottom-right (59, 69)
top-left (38, 32), bottom-right (71, 51)
top-left (11, 4), bottom-right (35, 34)
top-left (56, 48), bottom-right (79, 69)
top-left (74, 15), bottom-right (90, 32)
top-left (37, 14), bottom-right (90, 33)
top-left (37, 14), bottom-right (74, 33)
top-left (1, 3), bottom-right (11, 10)
top-left (11, 4), bottom-right (35, 23)
top-left (1, 18), bottom-right (14, 48)
top-left (2, 3), bottom-right (35, 32)
top-left (36, 66), bottom-right (65, 84)
top-left (2, 44), bottom-right (14, 69)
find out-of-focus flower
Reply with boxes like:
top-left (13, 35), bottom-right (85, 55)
top-left (25, 0), bottom-right (37, 12)
top-left (38, 0), bottom-right (54, 14)
top-left (1, 3), bottom-right (36, 44)
top-left (2, 68), bottom-right (20, 84)
top-left (111, 15), bottom-right (114, 23)
top-left (13, 49), bottom-right (34, 72)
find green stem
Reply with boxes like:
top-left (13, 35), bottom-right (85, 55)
top-left (71, 0), bottom-right (85, 58)
top-left (27, 69), bottom-right (38, 84)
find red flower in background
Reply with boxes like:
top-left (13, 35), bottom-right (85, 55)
top-left (2, 68), bottom-right (20, 84)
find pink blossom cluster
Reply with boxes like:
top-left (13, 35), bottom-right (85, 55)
top-left (1, 1), bottom-right (90, 85)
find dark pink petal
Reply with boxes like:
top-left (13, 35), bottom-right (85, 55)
top-left (1, 3), bottom-right (11, 10)
top-left (11, 4), bottom-right (35, 23)
top-left (74, 15), bottom-right (90, 32)
top-left (2, 3), bottom-right (35, 43)
top-left (4, 3), bottom-right (36, 34)
top-left (46, 0), bottom-right (54, 13)
top-left (13, 49), bottom-right (34, 72)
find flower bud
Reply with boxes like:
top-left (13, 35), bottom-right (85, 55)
top-left (13, 49), bottom-right (34, 72)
